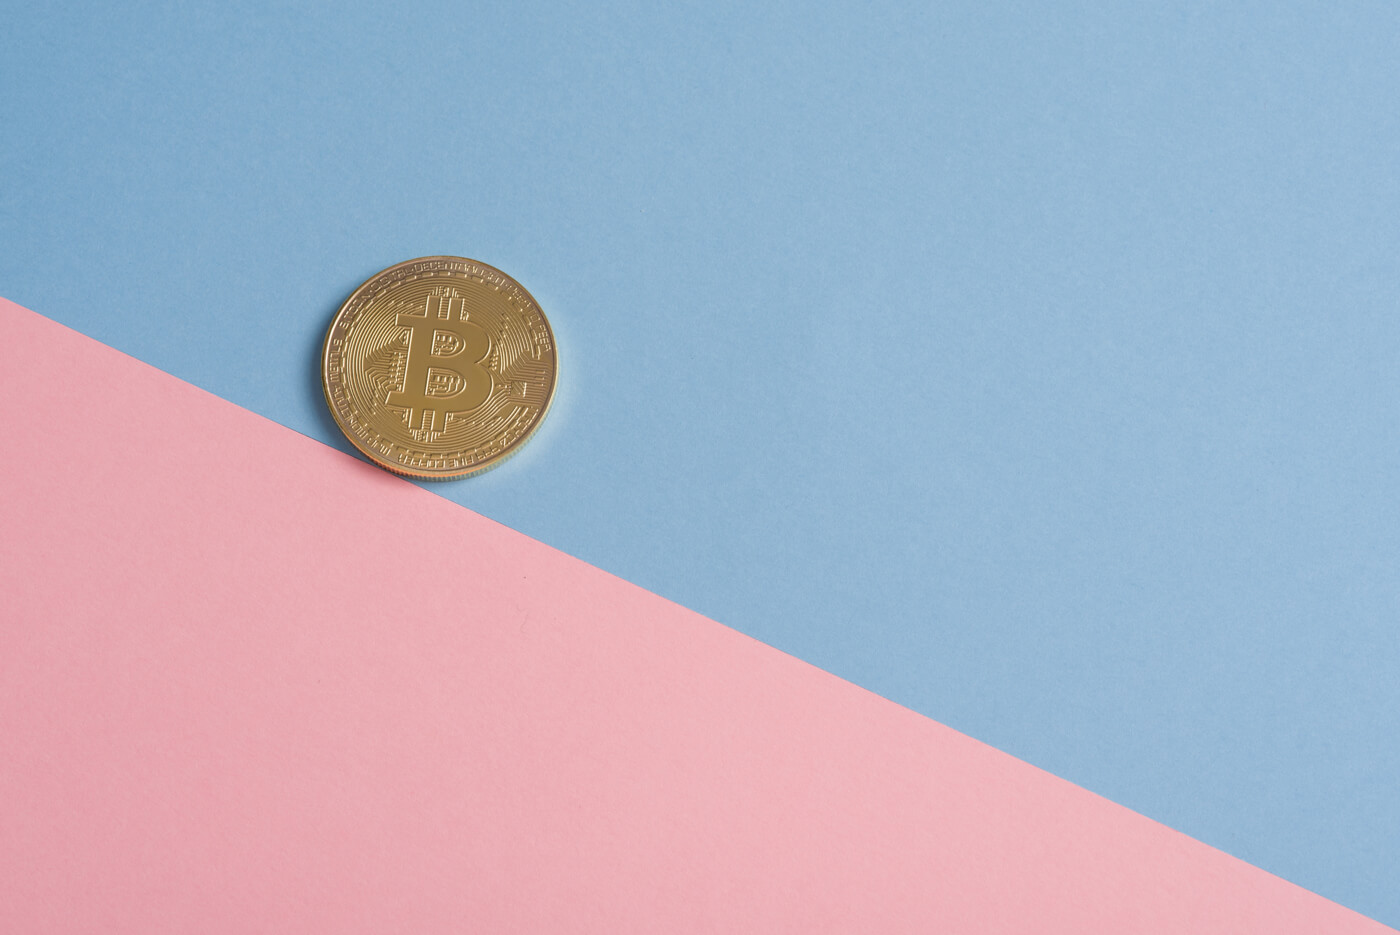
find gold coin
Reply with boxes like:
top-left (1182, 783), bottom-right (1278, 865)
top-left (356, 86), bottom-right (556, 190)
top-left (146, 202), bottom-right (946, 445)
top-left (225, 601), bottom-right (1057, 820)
top-left (321, 256), bottom-right (557, 479)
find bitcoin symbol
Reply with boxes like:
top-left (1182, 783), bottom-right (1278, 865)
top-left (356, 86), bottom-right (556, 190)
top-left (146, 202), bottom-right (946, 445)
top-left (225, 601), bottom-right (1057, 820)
top-left (385, 293), bottom-right (492, 435)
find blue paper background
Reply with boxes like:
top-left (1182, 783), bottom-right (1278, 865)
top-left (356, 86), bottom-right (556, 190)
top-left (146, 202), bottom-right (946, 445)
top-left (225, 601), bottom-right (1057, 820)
top-left (4, 0), bottom-right (1399, 923)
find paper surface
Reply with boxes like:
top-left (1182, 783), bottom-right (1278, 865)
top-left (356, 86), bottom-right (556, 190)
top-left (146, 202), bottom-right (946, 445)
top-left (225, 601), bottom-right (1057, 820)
top-left (1, 296), bottom-right (1390, 932)
top-left (7, 6), bottom-right (1400, 920)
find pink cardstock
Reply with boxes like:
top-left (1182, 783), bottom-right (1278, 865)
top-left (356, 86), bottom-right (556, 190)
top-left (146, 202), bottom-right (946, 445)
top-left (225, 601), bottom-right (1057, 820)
top-left (0, 297), bottom-right (1391, 933)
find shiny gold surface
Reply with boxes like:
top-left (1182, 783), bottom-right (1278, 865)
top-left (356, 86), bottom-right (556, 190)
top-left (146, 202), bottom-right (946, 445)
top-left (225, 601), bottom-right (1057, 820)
top-left (321, 256), bottom-right (557, 479)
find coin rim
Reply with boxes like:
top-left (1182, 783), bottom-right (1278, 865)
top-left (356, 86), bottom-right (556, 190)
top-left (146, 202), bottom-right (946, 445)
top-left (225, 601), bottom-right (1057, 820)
top-left (320, 255), bottom-right (558, 480)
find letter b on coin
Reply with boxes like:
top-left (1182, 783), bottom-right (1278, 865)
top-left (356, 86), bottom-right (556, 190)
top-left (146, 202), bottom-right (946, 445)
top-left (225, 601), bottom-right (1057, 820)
top-left (387, 293), bottom-right (492, 433)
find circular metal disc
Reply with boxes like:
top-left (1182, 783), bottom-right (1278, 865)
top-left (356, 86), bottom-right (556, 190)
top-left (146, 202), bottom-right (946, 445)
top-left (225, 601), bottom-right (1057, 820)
top-left (321, 256), bottom-right (557, 479)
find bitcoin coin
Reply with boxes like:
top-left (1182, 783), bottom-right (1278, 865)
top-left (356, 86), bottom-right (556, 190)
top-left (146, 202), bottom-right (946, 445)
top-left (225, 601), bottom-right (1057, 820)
top-left (321, 256), bottom-right (557, 479)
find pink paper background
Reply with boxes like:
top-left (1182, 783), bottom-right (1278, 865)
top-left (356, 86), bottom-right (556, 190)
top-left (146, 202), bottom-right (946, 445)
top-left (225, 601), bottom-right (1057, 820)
top-left (1, 297), bottom-right (1390, 932)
